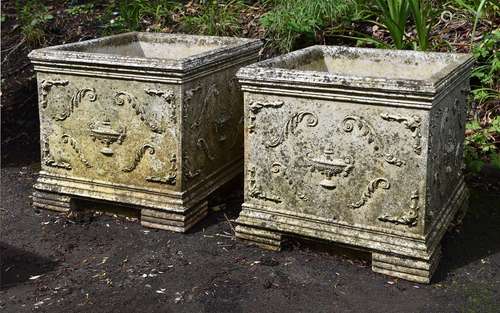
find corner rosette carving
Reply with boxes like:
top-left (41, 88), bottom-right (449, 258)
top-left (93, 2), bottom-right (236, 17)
top-left (122, 144), bottom-right (155, 172)
top-left (349, 178), bottom-right (390, 209)
top-left (380, 113), bottom-right (422, 155)
top-left (247, 100), bottom-right (284, 133)
top-left (265, 111), bottom-right (319, 148)
top-left (378, 190), bottom-right (419, 227)
top-left (61, 134), bottom-right (92, 168)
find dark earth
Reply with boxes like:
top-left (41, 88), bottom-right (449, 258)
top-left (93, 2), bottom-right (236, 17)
top-left (1, 156), bottom-right (500, 313)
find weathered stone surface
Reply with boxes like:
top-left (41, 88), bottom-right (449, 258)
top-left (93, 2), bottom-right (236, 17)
top-left (235, 45), bottom-right (474, 283)
top-left (30, 32), bottom-right (262, 232)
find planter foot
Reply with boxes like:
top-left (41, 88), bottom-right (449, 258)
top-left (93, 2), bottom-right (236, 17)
top-left (371, 247), bottom-right (441, 284)
top-left (235, 224), bottom-right (284, 251)
top-left (141, 201), bottom-right (208, 233)
top-left (32, 190), bottom-right (74, 213)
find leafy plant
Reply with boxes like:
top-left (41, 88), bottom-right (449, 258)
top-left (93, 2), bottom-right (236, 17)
top-left (16, 0), bottom-right (53, 46)
top-left (465, 117), bottom-right (500, 172)
top-left (65, 3), bottom-right (94, 16)
top-left (374, 0), bottom-right (433, 50)
top-left (375, 0), bottom-right (409, 49)
top-left (471, 30), bottom-right (499, 105)
top-left (408, 0), bottom-right (431, 51)
top-left (182, 0), bottom-right (243, 36)
top-left (261, 0), bottom-right (355, 52)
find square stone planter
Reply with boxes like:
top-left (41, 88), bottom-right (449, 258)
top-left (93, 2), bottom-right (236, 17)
top-left (29, 32), bottom-right (262, 232)
top-left (235, 45), bottom-right (474, 283)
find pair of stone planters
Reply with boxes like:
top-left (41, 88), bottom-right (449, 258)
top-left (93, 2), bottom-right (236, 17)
top-left (30, 32), bottom-right (473, 283)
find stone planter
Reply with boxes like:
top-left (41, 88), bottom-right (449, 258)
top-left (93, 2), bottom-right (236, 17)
top-left (30, 32), bottom-right (262, 232)
top-left (235, 45), bottom-right (474, 283)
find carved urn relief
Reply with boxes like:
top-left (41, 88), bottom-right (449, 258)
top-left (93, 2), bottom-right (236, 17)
top-left (30, 32), bottom-right (262, 232)
top-left (235, 45), bottom-right (474, 283)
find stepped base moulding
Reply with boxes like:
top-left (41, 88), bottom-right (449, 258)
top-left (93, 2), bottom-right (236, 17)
top-left (30, 32), bottom-right (262, 232)
top-left (235, 45), bottom-right (473, 283)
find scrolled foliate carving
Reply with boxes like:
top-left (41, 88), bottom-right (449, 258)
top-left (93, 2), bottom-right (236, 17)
top-left (380, 113), bottom-right (422, 155)
top-left (248, 166), bottom-right (282, 203)
top-left (40, 79), bottom-right (69, 109)
top-left (265, 111), bottom-right (319, 148)
top-left (144, 88), bottom-right (176, 124)
top-left (122, 144), bottom-right (155, 173)
top-left (41, 135), bottom-right (71, 170)
top-left (183, 156), bottom-right (201, 180)
top-left (342, 115), bottom-right (405, 167)
top-left (55, 88), bottom-right (96, 121)
top-left (349, 178), bottom-right (390, 209)
top-left (248, 100), bottom-right (284, 133)
top-left (61, 134), bottom-right (92, 168)
top-left (114, 92), bottom-right (164, 134)
top-left (378, 190), bottom-right (419, 227)
top-left (342, 115), bottom-right (382, 152)
top-left (197, 138), bottom-right (216, 160)
top-left (146, 153), bottom-right (177, 185)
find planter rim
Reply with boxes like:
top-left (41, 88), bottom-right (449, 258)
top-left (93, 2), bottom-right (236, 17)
top-left (29, 32), bottom-right (262, 75)
top-left (237, 45), bottom-right (474, 94)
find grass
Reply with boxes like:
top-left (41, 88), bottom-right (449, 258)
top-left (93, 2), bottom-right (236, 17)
top-left (100, 0), bottom-right (181, 33)
top-left (261, 0), bottom-right (355, 52)
top-left (182, 0), bottom-right (243, 36)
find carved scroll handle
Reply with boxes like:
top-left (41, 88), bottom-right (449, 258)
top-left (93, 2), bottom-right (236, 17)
top-left (349, 178), bottom-right (390, 209)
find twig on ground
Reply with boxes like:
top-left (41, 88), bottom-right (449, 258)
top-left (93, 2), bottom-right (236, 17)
top-left (223, 213), bottom-right (235, 235)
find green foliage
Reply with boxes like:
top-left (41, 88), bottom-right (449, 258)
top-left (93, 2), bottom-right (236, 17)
top-left (65, 3), bottom-right (94, 16)
top-left (374, 0), bottom-right (433, 50)
top-left (375, 0), bottom-right (409, 49)
top-left (1, 14), bottom-right (6, 23)
top-left (182, 0), bottom-right (243, 36)
top-left (470, 30), bottom-right (499, 104)
top-left (451, 0), bottom-right (499, 21)
top-left (408, 0), bottom-right (431, 51)
top-left (16, 0), bottom-right (53, 46)
top-left (261, 0), bottom-right (355, 52)
top-left (101, 0), bottom-right (180, 33)
top-left (465, 116), bottom-right (500, 172)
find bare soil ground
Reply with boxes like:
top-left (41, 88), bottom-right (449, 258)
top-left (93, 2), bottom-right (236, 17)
top-left (1, 159), bottom-right (499, 313)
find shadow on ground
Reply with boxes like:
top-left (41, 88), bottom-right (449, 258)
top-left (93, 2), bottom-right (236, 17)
top-left (0, 243), bottom-right (59, 289)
